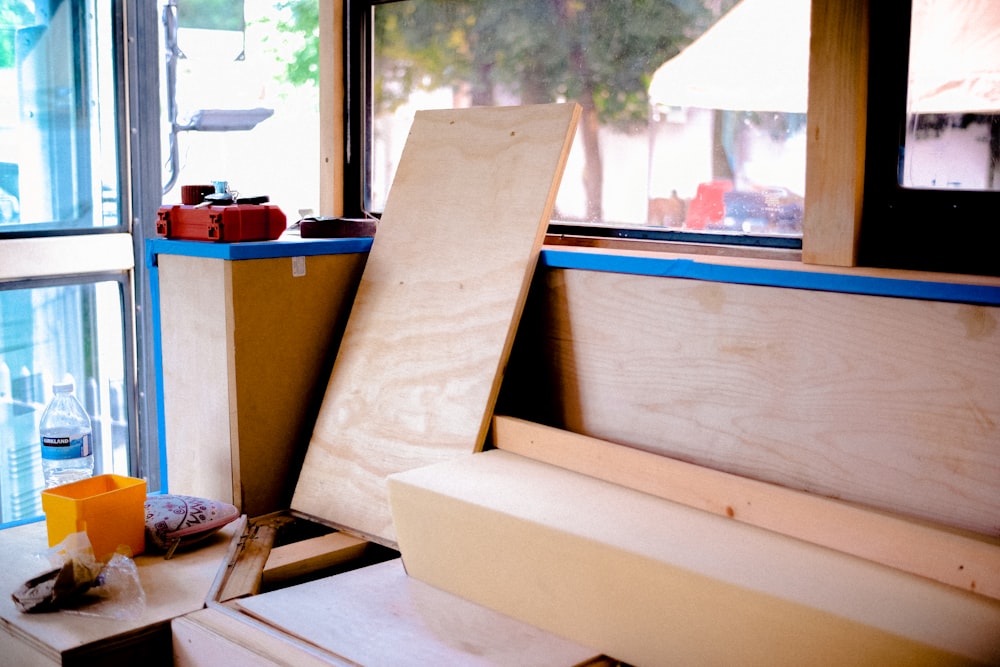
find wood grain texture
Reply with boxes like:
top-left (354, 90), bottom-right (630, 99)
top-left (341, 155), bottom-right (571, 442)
top-left (0, 520), bottom-right (237, 662)
top-left (173, 608), bottom-right (345, 667)
top-left (389, 450), bottom-right (1000, 666)
top-left (493, 415), bottom-right (1000, 600)
top-left (802, 0), bottom-right (869, 266)
top-left (159, 254), bottom-right (234, 504)
top-left (534, 268), bottom-right (1000, 537)
top-left (235, 558), bottom-right (600, 666)
top-left (291, 103), bottom-right (580, 544)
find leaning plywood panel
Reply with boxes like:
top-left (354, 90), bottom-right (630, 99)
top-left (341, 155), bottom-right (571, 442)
top-left (389, 451), bottom-right (1000, 667)
top-left (291, 104), bottom-right (580, 544)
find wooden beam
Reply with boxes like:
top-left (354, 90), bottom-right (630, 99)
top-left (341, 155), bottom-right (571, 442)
top-left (802, 0), bottom-right (869, 266)
top-left (262, 532), bottom-right (368, 587)
top-left (217, 516), bottom-right (292, 603)
top-left (493, 415), bottom-right (1000, 600)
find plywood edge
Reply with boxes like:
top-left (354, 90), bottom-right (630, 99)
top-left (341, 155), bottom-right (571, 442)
top-left (492, 415), bottom-right (1000, 600)
top-left (262, 532), bottom-right (369, 586)
top-left (173, 607), bottom-right (342, 667)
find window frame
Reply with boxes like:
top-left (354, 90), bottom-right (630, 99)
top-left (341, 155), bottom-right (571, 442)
top-left (0, 0), bottom-right (164, 502)
top-left (858, 0), bottom-right (999, 277)
top-left (337, 0), bottom-right (998, 279)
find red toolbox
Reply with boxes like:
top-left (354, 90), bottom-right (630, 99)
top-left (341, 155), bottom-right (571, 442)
top-left (156, 203), bottom-right (287, 242)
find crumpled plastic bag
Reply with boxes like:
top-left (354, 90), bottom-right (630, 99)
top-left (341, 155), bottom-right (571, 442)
top-left (11, 531), bottom-right (146, 620)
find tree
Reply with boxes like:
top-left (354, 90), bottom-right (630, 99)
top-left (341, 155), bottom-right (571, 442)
top-left (276, 0), bottom-right (737, 220)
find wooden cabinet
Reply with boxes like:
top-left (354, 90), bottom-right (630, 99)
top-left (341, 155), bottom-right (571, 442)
top-left (150, 239), bottom-right (368, 516)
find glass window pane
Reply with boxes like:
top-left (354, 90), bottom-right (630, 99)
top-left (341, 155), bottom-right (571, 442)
top-left (0, 279), bottom-right (128, 527)
top-left (902, 0), bottom-right (1000, 191)
top-left (160, 0), bottom-right (320, 218)
top-left (0, 0), bottom-right (120, 233)
top-left (371, 0), bottom-right (809, 238)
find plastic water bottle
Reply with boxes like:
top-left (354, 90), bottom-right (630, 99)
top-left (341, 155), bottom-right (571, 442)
top-left (39, 380), bottom-right (94, 487)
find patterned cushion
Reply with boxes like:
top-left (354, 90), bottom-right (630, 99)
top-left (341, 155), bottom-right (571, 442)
top-left (144, 494), bottom-right (239, 558)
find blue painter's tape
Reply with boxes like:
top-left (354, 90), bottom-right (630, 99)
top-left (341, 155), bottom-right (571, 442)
top-left (147, 237), bottom-right (372, 264)
top-left (540, 250), bottom-right (1000, 306)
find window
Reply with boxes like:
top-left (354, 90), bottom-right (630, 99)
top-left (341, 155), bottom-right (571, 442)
top-left (860, 1), bottom-right (999, 276)
top-left (160, 0), bottom-right (322, 218)
top-left (352, 0), bottom-right (809, 249)
top-left (0, 0), bottom-right (145, 528)
top-left (345, 1), bottom-right (999, 276)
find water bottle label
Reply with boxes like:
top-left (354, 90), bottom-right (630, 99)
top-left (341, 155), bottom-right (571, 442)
top-left (41, 434), bottom-right (92, 460)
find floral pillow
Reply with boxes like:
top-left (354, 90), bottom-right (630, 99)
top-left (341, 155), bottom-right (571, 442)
top-left (144, 494), bottom-right (240, 558)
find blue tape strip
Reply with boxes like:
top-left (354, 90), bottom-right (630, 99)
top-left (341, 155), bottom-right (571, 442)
top-left (147, 257), bottom-right (169, 493)
top-left (147, 237), bottom-right (372, 262)
top-left (540, 250), bottom-right (1000, 306)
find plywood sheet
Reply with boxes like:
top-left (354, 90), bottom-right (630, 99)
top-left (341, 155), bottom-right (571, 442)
top-left (291, 103), bottom-right (580, 543)
top-left (388, 450), bottom-right (1000, 666)
top-left (536, 267), bottom-right (1000, 537)
top-left (235, 559), bottom-right (599, 666)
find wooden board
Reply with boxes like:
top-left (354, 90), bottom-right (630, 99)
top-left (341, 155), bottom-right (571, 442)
top-left (388, 450), bottom-right (1000, 667)
top-left (493, 415), bottom-right (1000, 600)
top-left (530, 267), bottom-right (1000, 537)
top-left (234, 559), bottom-right (600, 666)
top-left (0, 520), bottom-right (237, 664)
top-left (173, 608), bottom-right (342, 667)
top-left (291, 103), bottom-right (580, 544)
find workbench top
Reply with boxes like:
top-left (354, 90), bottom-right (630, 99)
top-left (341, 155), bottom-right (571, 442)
top-left (0, 519), bottom-right (237, 665)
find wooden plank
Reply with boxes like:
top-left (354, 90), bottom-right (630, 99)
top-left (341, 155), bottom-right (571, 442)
top-left (291, 103), bottom-right (580, 545)
top-left (235, 559), bottom-right (601, 666)
top-left (533, 268), bottom-right (1000, 537)
top-left (217, 516), bottom-right (292, 602)
top-left (493, 415), bottom-right (1000, 600)
top-left (388, 450), bottom-right (1000, 666)
top-left (802, 0), bottom-right (869, 267)
top-left (173, 608), bottom-right (344, 667)
top-left (262, 532), bottom-right (368, 587)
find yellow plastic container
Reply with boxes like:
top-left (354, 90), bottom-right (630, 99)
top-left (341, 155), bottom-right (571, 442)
top-left (41, 474), bottom-right (147, 558)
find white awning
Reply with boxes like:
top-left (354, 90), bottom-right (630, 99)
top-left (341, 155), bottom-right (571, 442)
top-left (648, 0), bottom-right (1000, 116)
top-left (647, 0), bottom-right (810, 113)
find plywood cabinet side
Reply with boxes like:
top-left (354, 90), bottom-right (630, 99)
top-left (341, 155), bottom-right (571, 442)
top-left (228, 253), bottom-right (366, 516)
top-left (159, 254), bottom-right (235, 504)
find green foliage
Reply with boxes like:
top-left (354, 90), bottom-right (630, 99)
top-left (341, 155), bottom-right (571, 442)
top-left (274, 0), bottom-right (739, 126)
top-left (178, 0), bottom-right (246, 32)
top-left (0, 1), bottom-right (34, 69)
top-left (275, 0), bottom-right (319, 87)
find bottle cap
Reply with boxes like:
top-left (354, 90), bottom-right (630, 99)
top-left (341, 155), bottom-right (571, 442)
top-left (52, 381), bottom-right (74, 393)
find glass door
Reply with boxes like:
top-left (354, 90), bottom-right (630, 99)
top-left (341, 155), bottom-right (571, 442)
top-left (0, 0), bottom-right (135, 527)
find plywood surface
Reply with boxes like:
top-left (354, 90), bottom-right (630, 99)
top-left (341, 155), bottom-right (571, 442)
top-left (388, 450), bottom-right (1000, 666)
top-left (159, 254), bottom-right (234, 504)
top-left (235, 558), bottom-right (599, 666)
top-left (534, 267), bottom-right (1000, 537)
top-left (0, 520), bottom-right (237, 661)
top-left (291, 103), bottom-right (580, 544)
